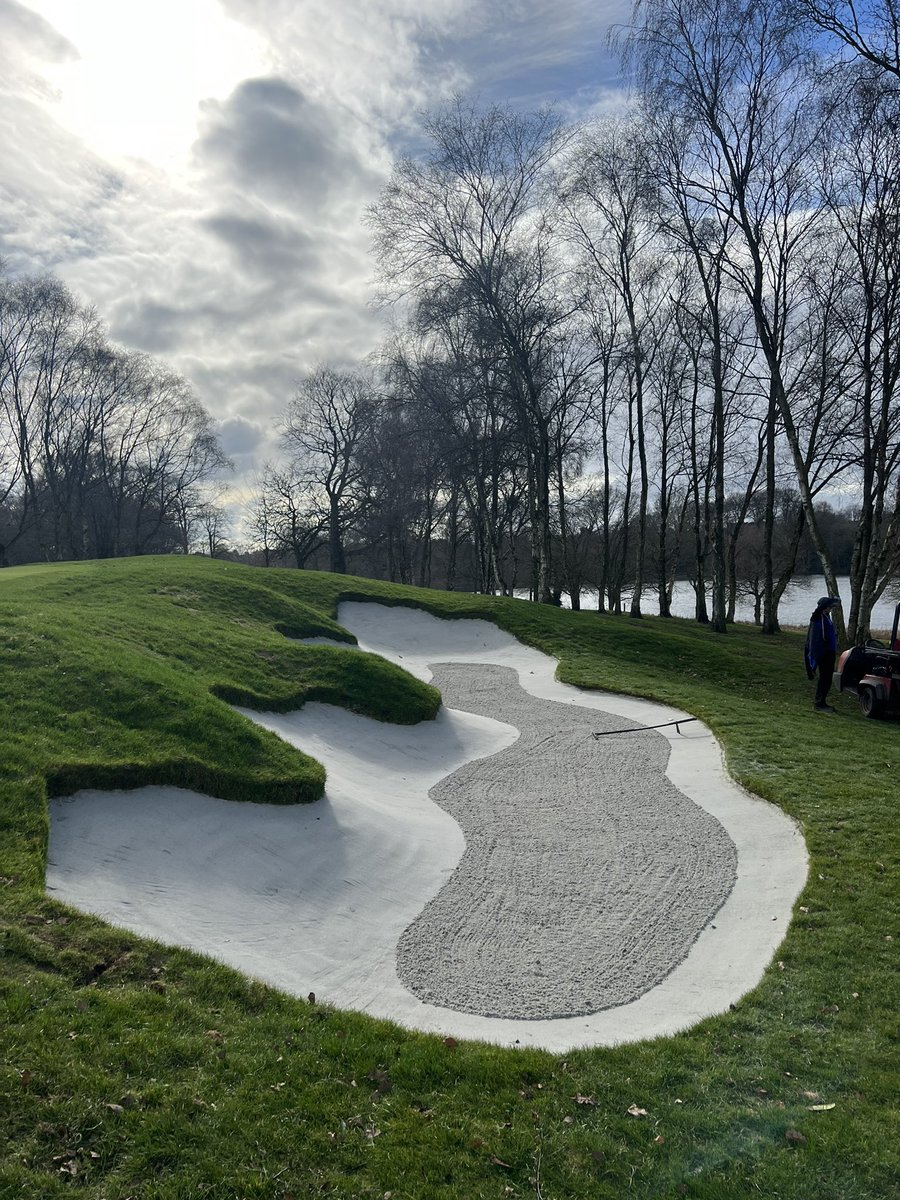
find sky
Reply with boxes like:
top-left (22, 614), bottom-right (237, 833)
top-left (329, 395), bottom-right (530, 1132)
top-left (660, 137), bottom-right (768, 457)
top-left (0, 0), bottom-right (628, 508)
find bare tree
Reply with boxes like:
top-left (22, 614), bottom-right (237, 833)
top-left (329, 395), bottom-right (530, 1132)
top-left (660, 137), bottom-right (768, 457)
top-left (580, 284), bottom-right (630, 612)
top-left (546, 324), bottom-right (596, 608)
top-left (128, 377), bottom-right (229, 555)
top-left (369, 97), bottom-right (572, 603)
top-left (799, 0), bottom-right (900, 76)
top-left (246, 476), bottom-right (280, 567)
top-left (256, 465), bottom-right (326, 568)
top-left (561, 117), bottom-right (664, 617)
top-left (0, 273), bottom-right (91, 556)
top-left (644, 291), bottom-right (693, 617)
top-left (817, 73), bottom-right (900, 639)
top-left (0, 269), bottom-right (229, 563)
top-left (629, 0), bottom-right (846, 633)
top-left (281, 367), bottom-right (376, 574)
top-left (384, 295), bottom-right (524, 594)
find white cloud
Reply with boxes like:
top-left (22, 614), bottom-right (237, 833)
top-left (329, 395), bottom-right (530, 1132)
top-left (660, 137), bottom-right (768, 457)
top-left (0, 0), bottom-right (78, 96)
top-left (18, 0), bottom-right (270, 168)
top-left (1, 0), bottom-right (626, 511)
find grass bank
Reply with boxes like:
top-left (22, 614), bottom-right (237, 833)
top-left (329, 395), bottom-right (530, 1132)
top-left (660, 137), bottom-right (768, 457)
top-left (0, 556), bottom-right (896, 1199)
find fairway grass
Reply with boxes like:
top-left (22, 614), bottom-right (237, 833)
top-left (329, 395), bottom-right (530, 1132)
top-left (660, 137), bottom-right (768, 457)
top-left (1, 556), bottom-right (897, 1199)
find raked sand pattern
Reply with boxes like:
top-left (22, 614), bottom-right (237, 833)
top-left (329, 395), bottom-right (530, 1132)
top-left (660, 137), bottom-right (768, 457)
top-left (47, 602), bottom-right (808, 1051)
top-left (397, 662), bottom-right (737, 1019)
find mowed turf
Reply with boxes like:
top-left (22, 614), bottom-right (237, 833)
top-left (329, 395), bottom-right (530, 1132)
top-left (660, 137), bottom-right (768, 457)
top-left (0, 556), bottom-right (896, 1200)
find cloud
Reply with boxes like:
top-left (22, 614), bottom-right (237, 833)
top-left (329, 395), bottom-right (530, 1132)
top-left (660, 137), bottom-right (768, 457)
top-left (201, 206), bottom-right (322, 282)
top-left (196, 77), bottom-right (380, 214)
top-left (0, 93), bottom-right (122, 271)
top-left (217, 414), bottom-right (266, 457)
top-left (111, 299), bottom-right (196, 356)
top-left (219, 0), bottom-right (472, 125)
top-left (0, 0), bottom-right (78, 68)
top-left (2, 0), bottom-right (627, 503)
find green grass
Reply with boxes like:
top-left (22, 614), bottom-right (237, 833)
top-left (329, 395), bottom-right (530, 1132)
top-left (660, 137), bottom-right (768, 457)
top-left (0, 555), bottom-right (897, 1199)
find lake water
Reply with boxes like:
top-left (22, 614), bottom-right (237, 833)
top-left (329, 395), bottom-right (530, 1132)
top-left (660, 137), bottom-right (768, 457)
top-left (516, 577), bottom-right (899, 633)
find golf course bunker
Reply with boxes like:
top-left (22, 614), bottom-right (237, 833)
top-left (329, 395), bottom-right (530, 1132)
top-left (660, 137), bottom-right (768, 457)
top-left (397, 662), bottom-right (736, 1019)
top-left (46, 602), bottom-right (808, 1051)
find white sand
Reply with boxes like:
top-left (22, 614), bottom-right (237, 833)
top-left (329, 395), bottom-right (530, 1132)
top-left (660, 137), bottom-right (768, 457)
top-left (46, 602), bottom-right (808, 1051)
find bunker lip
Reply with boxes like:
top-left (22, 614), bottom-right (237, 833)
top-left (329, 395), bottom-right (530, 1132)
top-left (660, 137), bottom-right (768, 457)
top-left (46, 602), bottom-right (808, 1052)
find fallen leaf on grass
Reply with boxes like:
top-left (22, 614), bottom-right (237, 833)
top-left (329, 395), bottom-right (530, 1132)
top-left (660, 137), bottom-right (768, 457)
top-left (653, 1135), bottom-right (665, 1145)
top-left (801, 1091), bottom-right (821, 1100)
top-left (808, 1103), bottom-right (836, 1112)
top-left (627, 1104), bottom-right (649, 1118)
top-left (785, 1129), bottom-right (806, 1146)
top-left (19, 1069), bottom-right (31, 1089)
top-left (490, 1155), bottom-right (512, 1168)
top-left (573, 1094), bottom-right (597, 1107)
top-left (443, 1036), bottom-right (458, 1048)
top-left (104, 1104), bottom-right (125, 1114)
top-left (204, 1030), bottom-right (224, 1043)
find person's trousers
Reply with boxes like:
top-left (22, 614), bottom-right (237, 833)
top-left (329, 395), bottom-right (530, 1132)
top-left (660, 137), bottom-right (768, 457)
top-left (815, 651), bottom-right (836, 706)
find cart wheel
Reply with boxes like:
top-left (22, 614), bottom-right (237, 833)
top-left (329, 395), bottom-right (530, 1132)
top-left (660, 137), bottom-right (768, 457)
top-left (859, 688), bottom-right (884, 719)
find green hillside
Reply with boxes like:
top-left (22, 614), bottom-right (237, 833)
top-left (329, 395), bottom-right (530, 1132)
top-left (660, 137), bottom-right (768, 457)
top-left (1, 556), bottom-right (896, 1199)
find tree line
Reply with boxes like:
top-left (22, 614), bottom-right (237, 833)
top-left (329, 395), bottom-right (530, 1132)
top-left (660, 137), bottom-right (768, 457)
top-left (0, 270), bottom-right (229, 565)
top-left (251, 0), bottom-right (900, 643)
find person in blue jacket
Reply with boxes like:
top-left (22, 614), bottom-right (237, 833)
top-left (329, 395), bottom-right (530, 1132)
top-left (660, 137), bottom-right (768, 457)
top-left (805, 595), bottom-right (841, 712)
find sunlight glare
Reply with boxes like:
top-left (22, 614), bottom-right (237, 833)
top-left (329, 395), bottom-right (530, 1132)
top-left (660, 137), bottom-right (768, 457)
top-left (26, 0), bottom-right (268, 167)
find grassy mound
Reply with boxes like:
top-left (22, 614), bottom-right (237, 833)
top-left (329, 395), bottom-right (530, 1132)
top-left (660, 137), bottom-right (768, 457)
top-left (0, 556), bottom-right (896, 1199)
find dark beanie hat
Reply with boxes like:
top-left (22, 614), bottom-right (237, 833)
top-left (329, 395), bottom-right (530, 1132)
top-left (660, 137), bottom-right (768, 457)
top-left (816, 595), bottom-right (841, 609)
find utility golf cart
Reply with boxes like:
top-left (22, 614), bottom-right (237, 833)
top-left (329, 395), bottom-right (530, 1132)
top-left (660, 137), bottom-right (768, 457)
top-left (833, 601), bottom-right (900, 719)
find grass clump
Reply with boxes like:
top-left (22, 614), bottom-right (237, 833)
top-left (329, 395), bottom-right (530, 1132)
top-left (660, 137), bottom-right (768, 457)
top-left (0, 555), bottom-right (897, 1199)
